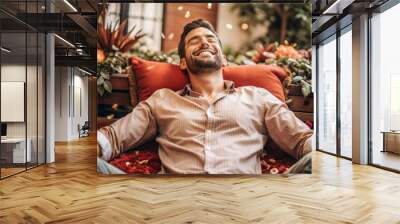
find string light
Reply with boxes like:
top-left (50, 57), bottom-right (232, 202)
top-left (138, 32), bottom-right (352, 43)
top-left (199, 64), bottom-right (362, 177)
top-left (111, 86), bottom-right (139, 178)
top-left (240, 23), bottom-right (249, 31)
top-left (226, 24), bottom-right (233, 29)
top-left (207, 3), bottom-right (212, 9)
top-left (177, 6), bottom-right (183, 11)
top-left (168, 33), bottom-right (174, 40)
top-left (185, 11), bottom-right (191, 18)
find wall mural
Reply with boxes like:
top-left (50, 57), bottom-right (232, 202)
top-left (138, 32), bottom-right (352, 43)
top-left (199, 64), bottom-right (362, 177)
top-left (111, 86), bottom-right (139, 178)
top-left (96, 3), bottom-right (313, 175)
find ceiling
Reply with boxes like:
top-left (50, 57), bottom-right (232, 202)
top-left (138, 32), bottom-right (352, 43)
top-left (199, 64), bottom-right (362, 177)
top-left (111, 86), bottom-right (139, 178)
top-left (0, 0), bottom-right (97, 73)
top-left (312, 0), bottom-right (390, 44)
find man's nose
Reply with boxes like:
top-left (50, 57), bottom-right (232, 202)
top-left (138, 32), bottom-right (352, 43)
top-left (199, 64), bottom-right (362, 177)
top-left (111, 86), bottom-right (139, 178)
top-left (200, 37), bottom-right (210, 47)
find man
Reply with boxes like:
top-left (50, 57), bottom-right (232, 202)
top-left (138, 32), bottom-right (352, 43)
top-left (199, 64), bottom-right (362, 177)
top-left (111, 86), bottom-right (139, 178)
top-left (97, 19), bottom-right (313, 174)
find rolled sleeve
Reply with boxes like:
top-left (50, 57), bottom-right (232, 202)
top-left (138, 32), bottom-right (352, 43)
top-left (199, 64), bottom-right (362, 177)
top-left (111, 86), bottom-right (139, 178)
top-left (97, 131), bottom-right (112, 161)
top-left (97, 96), bottom-right (158, 161)
top-left (262, 89), bottom-right (313, 159)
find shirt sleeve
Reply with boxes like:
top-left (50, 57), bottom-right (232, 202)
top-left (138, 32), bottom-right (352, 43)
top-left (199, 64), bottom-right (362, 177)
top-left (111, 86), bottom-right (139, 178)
top-left (261, 89), bottom-right (313, 159)
top-left (97, 96), bottom-right (158, 161)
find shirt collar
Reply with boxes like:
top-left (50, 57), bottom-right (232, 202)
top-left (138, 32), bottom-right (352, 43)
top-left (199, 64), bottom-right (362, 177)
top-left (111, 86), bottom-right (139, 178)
top-left (181, 80), bottom-right (236, 97)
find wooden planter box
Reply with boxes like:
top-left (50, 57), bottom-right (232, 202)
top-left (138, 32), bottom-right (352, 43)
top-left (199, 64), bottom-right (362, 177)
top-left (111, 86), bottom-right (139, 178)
top-left (287, 84), bottom-right (314, 124)
top-left (97, 73), bottom-right (137, 129)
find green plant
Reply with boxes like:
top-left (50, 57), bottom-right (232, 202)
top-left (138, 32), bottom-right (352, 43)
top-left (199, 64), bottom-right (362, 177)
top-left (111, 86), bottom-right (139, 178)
top-left (272, 57), bottom-right (312, 98)
top-left (97, 6), bottom-right (145, 54)
top-left (128, 42), bottom-right (180, 64)
top-left (225, 41), bottom-right (312, 98)
top-left (231, 3), bottom-right (311, 49)
top-left (97, 6), bottom-right (145, 96)
top-left (97, 51), bottom-right (128, 95)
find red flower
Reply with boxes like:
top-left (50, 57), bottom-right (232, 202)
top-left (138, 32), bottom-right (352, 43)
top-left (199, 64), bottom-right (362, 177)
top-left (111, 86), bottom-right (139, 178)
top-left (110, 150), bottom-right (161, 174)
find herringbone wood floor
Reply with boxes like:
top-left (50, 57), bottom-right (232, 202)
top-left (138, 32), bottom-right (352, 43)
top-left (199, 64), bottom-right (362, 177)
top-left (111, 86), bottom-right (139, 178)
top-left (1, 136), bottom-right (400, 224)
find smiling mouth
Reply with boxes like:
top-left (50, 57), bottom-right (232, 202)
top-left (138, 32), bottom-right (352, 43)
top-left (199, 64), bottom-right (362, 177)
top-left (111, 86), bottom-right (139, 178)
top-left (194, 49), bottom-right (216, 56)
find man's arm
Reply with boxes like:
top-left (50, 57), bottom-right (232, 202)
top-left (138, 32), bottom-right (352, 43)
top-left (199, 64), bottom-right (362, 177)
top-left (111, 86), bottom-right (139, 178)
top-left (97, 99), bottom-right (157, 161)
top-left (261, 89), bottom-right (313, 160)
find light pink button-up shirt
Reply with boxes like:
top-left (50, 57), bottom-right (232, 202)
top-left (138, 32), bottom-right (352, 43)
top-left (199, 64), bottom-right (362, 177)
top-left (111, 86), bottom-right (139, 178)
top-left (98, 81), bottom-right (313, 174)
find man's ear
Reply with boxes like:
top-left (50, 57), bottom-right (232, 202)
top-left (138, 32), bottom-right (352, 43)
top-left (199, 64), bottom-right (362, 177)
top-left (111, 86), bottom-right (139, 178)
top-left (179, 58), bottom-right (187, 70)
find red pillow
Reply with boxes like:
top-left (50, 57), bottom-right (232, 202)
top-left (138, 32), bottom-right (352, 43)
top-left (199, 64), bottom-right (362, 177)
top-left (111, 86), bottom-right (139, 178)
top-left (131, 56), bottom-right (287, 102)
top-left (131, 57), bottom-right (189, 102)
top-left (223, 65), bottom-right (286, 102)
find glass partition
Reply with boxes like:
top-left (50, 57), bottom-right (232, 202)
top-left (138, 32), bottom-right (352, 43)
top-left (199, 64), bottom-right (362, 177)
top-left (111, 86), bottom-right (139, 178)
top-left (0, 0), bottom-right (46, 179)
top-left (339, 27), bottom-right (352, 158)
top-left (1, 31), bottom-right (28, 177)
top-left (317, 35), bottom-right (337, 154)
top-left (370, 3), bottom-right (400, 171)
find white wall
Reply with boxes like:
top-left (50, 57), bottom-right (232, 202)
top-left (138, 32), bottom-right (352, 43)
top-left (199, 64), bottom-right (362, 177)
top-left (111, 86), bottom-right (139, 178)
top-left (1, 63), bottom-right (46, 164)
top-left (54, 67), bottom-right (89, 141)
top-left (1, 65), bottom-right (37, 138)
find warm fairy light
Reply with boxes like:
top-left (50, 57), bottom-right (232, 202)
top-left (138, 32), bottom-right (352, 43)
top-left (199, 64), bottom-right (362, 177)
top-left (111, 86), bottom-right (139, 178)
top-left (161, 32), bottom-right (165, 39)
top-left (177, 6), bottom-right (183, 11)
top-left (185, 11), bottom-right (191, 18)
top-left (226, 24), bottom-right (233, 29)
top-left (112, 104), bottom-right (118, 110)
top-left (240, 23), bottom-right (249, 31)
top-left (207, 3), bottom-right (212, 9)
top-left (168, 33), bottom-right (174, 40)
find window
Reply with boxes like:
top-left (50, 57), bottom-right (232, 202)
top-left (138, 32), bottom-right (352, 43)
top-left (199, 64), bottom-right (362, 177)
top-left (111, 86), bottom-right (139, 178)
top-left (339, 27), bottom-right (352, 158)
top-left (127, 3), bottom-right (164, 51)
top-left (370, 3), bottom-right (400, 171)
top-left (105, 3), bottom-right (121, 29)
top-left (317, 35), bottom-right (337, 154)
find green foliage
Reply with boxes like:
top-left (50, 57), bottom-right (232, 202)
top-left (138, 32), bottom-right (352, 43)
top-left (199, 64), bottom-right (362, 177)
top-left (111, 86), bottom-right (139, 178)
top-left (97, 52), bottom-right (128, 95)
top-left (267, 57), bottom-right (312, 97)
top-left (225, 44), bottom-right (312, 98)
top-left (128, 42), bottom-right (180, 64)
top-left (231, 4), bottom-right (311, 50)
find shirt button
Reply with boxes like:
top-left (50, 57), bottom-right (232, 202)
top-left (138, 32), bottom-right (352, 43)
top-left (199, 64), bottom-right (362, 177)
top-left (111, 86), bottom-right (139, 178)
top-left (206, 108), bottom-right (213, 117)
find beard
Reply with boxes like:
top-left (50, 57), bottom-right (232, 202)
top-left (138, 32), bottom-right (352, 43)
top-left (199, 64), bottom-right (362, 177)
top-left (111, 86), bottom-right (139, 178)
top-left (185, 52), bottom-right (222, 75)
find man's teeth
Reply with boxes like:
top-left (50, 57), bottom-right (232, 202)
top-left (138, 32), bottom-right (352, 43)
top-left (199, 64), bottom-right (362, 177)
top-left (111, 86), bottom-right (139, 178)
top-left (198, 51), bottom-right (212, 56)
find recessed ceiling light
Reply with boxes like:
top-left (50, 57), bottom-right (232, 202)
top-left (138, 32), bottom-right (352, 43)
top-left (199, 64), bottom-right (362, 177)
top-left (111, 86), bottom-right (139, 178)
top-left (78, 67), bottom-right (93, 76)
top-left (1, 47), bottom-right (11, 53)
top-left (54, 34), bottom-right (75, 48)
top-left (63, 0), bottom-right (78, 12)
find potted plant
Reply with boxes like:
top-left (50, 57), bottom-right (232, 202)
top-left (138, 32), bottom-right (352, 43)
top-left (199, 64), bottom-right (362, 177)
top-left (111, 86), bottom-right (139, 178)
top-left (97, 6), bottom-right (145, 127)
top-left (97, 7), bottom-right (145, 96)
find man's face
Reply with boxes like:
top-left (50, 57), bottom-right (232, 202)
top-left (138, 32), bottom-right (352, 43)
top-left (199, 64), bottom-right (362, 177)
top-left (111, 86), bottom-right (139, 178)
top-left (180, 27), bottom-right (226, 74)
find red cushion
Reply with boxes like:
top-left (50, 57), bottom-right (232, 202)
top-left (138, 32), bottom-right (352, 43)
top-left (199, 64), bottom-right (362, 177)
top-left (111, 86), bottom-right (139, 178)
top-left (223, 65), bottom-right (286, 102)
top-left (131, 57), bottom-right (189, 102)
top-left (131, 56), bottom-right (287, 102)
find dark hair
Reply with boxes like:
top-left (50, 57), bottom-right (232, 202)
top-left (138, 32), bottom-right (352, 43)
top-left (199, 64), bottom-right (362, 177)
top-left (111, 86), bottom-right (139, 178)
top-left (178, 19), bottom-right (222, 59)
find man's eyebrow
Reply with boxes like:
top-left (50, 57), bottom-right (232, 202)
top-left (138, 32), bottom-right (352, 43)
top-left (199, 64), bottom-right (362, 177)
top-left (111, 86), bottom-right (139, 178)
top-left (186, 34), bottom-right (217, 44)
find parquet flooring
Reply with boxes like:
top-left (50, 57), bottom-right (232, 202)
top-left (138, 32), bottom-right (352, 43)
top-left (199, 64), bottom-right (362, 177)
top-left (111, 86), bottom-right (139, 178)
top-left (0, 135), bottom-right (400, 223)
